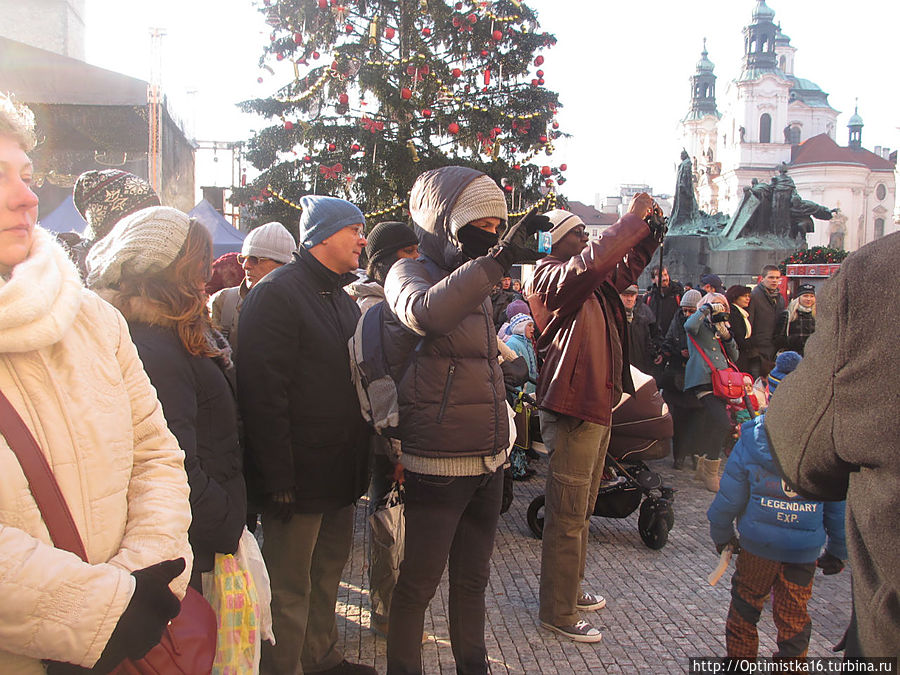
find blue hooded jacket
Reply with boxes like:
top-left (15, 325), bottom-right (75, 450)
top-left (708, 414), bottom-right (847, 564)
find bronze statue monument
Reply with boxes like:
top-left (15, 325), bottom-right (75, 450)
top-left (670, 149), bottom-right (699, 229)
top-left (723, 162), bottom-right (836, 241)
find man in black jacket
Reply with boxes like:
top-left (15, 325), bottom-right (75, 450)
top-left (747, 264), bottom-right (785, 377)
top-left (237, 195), bottom-right (375, 675)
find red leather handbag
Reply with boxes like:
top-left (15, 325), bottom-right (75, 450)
top-left (0, 389), bottom-right (216, 675)
top-left (686, 334), bottom-right (748, 401)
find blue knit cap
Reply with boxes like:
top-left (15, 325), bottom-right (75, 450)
top-left (298, 195), bottom-right (365, 249)
top-left (767, 351), bottom-right (802, 394)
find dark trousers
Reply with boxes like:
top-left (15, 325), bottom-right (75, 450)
top-left (692, 393), bottom-right (731, 460)
top-left (387, 468), bottom-right (503, 675)
top-left (726, 550), bottom-right (816, 658)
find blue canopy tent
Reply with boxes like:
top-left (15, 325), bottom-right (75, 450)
top-left (189, 199), bottom-right (245, 258)
top-left (39, 195), bottom-right (87, 235)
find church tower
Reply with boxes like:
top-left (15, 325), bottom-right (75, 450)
top-left (848, 105), bottom-right (863, 150)
top-left (682, 40), bottom-right (722, 214)
top-left (743, 0), bottom-right (778, 74)
top-left (0, 0), bottom-right (86, 60)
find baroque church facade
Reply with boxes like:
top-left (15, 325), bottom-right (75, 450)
top-left (681, 0), bottom-right (896, 251)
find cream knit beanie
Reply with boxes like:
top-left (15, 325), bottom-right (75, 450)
top-left (447, 175), bottom-right (508, 237)
top-left (86, 206), bottom-right (191, 288)
top-left (242, 221), bottom-right (296, 263)
top-left (544, 209), bottom-right (585, 244)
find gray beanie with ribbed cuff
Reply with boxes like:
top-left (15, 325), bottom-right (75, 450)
top-left (298, 195), bottom-right (365, 249)
top-left (242, 221), bottom-right (296, 263)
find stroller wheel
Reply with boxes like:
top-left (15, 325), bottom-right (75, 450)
top-left (638, 497), bottom-right (672, 550)
top-left (527, 495), bottom-right (545, 539)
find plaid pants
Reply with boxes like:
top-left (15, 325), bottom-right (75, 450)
top-left (726, 550), bottom-right (816, 658)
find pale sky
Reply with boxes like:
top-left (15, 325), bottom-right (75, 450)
top-left (84, 0), bottom-right (899, 208)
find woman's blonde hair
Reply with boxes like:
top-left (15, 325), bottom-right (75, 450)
top-left (785, 296), bottom-right (815, 325)
top-left (0, 93), bottom-right (37, 151)
top-left (114, 219), bottom-right (222, 358)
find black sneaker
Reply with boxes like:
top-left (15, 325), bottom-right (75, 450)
top-left (540, 619), bottom-right (603, 643)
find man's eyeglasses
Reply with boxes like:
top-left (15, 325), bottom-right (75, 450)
top-left (238, 255), bottom-right (274, 265)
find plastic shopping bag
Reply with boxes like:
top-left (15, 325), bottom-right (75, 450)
top-left (203, 527), bottom-right (271, 674)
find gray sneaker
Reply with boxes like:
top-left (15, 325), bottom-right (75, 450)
top-left (540, 619), bottom-right (603, 643)
top-left (577, 591), bottom-right (607, 611)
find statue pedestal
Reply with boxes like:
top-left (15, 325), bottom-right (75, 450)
top-left (639, 234), bottom-right (801, 289)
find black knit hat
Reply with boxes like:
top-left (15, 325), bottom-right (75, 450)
top-left (73, 169), bottom-right (160, 242)
top-left (797, 283), bottom-right (816, 296)
top-left (365, 221), bottom-right (419, 266)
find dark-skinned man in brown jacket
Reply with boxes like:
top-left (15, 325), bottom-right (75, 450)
top-left (525, 194), bottom-right (663, 643)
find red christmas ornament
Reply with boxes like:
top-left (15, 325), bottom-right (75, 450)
top-left (448, 122), bottom-right (460, 134)
top-left (538, 78), bottom-right (545, 85)
top-left (510, 146), bottom-right (517, 152)
top-left (545, 178), bottom-right (554, 186)
top-left (385, 26), bottom-right (396, 39)
top-left (312, 51), bottom-right (320, 59)
top-left (328, 142), bottom-right (336, 151)
top-left (492, 30), bottom-right (503, 41)
top-left (512, 163), bottom-right (521, 170)
top-left (284, 121), bottom-right (294, 130)
top-left (294, 33), bottom-right (303, 44)
top-left (400, 87), bottom-right (412, 100)
top-left (257, 77), bottom-right (264, 83)
top-left (552, 121), bottom-right (559, 129)
top-left (480, 49), bottom-right (489, 57)
top-left (318, 0), bottom-right (327, 7)
top-left (276, 53), bottom-right (284, 61)
top-left (303, 155), bottom-right (312, 162)
top-left (539, 135), bottom-right (548, 143)
top-left (338, 93), bottom-right (349, 105)
top-left (451, 67), bottom-right (462, 78)
top-left (558, 177), bottom-right (567, 185)
top-left (536, 70), bottom-right (544, 78)
top-left (345, 24), bottom-right (353, 34)
top-left (422, 108), bottom-right (432, 117)
top-left (540, 166), bottom-right (551, 176)
top-left (504, 184), bottom-right (513, 192)
top-left (468, 13), bottom-right (477, 23)
top-left (534, 55), bottom-right (544, 66)
top-left (560, 163), bottom-right (568, 171)
top-left (422, 27), bottom-right (431, 36)
top-left (452, 17), bottom-right (460, 27)
top-left (351, 143), bottom-right (360, 152)
top-left (493, 126), bottom-right (502, 135)
top-left (455, 1), bottom-right (462, 8)
top-left (531, 79), bottom-right (539, 86)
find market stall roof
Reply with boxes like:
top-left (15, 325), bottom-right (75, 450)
top-left (189, 199), bottom-right (245, 258)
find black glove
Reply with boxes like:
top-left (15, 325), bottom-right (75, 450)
top-left (644, 203), bottom-right (668, 243)
top-left (715, 534), bottom-right (741, 555)
top-left (491, 205), bottom-right (552, 271)
top-left (817, 552), bottom-right (844, 575)
top-left (88, 558), bottom-right (185, 673)
top-left (266, 488), bottom-right (297, 523)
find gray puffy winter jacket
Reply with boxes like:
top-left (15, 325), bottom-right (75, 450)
top-left (382, 166), bottom-right (509, 460)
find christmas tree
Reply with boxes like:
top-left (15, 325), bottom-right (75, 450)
top-left (233, 0), bottom-right (567, 231)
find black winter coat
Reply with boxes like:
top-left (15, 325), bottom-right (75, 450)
top-left (128, 323), bottom-right (247, 579)
top-left (627, 302), bottom-right (658, 375)
top-left (645, 282), bottom-right (681, 337)
top-left (237, 247), bottom-right (371, 513)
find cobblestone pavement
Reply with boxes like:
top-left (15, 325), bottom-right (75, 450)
top-left (334, 452), bottom-right (852, 674)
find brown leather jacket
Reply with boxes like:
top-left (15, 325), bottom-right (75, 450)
top-left (525, 213), bottom-right (658, 425)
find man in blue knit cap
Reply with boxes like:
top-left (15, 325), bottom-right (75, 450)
top-left (238, 195), bottom-right (376, 675)
top-left (707, 351), bottom-right (847, 660)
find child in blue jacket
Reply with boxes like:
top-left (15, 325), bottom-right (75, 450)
top-left (707, 351), bottom-right (847, 658)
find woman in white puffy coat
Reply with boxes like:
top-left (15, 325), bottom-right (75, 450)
top-left (0, 96), bottom-right (193, 673)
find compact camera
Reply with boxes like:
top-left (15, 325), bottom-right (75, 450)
top-left (710, 311), bottom-right (730, 324)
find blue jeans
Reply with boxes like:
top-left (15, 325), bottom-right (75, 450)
top-left (387, 468), bottom-right (503, 675)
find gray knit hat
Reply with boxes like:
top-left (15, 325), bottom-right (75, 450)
top-left (85, 206), bottom-right (190, 288)
top-left (681, 288), bottom-right (703, 308)
top-left (544, 209), bottom-right (585, 244)
top-left (446, 174), bottom-right (508, 236)
top-left (242, 221), bottom-right (296, 263)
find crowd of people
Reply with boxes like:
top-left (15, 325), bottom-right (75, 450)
top-left (1, 90), bottom-right (897, 675)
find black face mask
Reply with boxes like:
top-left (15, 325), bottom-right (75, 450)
top-left (457, 224), bottom-right (499, 260)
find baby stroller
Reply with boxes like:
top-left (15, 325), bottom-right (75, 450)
top-left (526, 368), bottom-right (676, 549)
